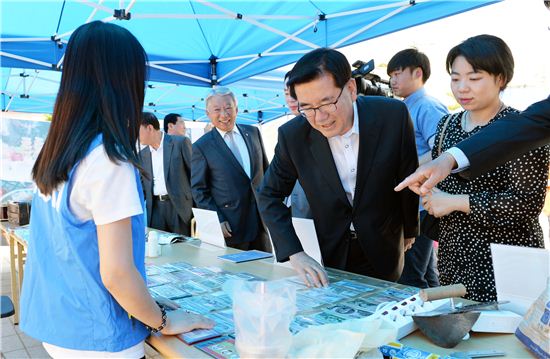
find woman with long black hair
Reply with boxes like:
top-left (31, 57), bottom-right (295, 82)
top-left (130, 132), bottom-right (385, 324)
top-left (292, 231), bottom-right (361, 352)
top-left (20, 21), bottom-right (213, 358)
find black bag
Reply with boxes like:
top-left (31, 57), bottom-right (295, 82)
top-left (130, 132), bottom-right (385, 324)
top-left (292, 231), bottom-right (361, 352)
top-left (420, 212), bottom-right (439, 241)
top-left (419, 113), bottom-right (457, 242)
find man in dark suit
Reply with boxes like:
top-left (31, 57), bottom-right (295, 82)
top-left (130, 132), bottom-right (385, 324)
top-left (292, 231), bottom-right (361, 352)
top-left (257, 48), bottom-right (419, 286)
top-left (139, 112), bottom-right (193, 235)
top-left (191, 87), bottom-right (271, 251)
top-left (395, 95), bottom-right (550, 195)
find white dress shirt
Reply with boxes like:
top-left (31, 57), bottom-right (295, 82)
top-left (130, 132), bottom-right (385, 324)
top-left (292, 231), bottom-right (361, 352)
top-left (328, 102), bottom-right (360, 205)
top-left (216, 126), bottom-right (252, 178)
top-left (445, 147), bottom-right (471, 172)
top-left (150, 132), bottom-right (168, 196)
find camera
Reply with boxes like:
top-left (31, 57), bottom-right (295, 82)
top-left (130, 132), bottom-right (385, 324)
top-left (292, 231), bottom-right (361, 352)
top-left (351, 59), bottom-right (392, 97)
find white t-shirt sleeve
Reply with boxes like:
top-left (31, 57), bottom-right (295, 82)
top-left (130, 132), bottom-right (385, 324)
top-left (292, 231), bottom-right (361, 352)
top-left (70, 145), bottom-right (143, 225)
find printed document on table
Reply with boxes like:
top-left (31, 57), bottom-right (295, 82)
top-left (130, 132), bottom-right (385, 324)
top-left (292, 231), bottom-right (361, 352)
top-left (491, 243), bottom-right (549, 315)
top-left (192, 208), bottom-right (227, 248)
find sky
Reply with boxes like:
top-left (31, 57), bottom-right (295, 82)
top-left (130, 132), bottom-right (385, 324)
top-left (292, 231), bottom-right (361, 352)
top-left (339, 0), bottom-right (550, 110)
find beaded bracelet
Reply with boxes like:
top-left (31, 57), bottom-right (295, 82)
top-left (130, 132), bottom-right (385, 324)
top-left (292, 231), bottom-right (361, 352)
top-left (146, 303), bottom-right (167, 333)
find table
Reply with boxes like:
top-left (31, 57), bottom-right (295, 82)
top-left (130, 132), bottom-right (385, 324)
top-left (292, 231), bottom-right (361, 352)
top-left (145, 239), bottom-right (534, 358)
top-left (3, 225), bottom-right (533, 357)
top-left (1, 222), bottom-right (27, 325)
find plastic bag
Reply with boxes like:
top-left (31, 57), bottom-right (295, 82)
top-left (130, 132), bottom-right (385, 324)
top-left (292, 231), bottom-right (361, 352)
top-left (515, 277), bottom-right (550, 358)
top-left (224, 279), bottom-right (296, 358)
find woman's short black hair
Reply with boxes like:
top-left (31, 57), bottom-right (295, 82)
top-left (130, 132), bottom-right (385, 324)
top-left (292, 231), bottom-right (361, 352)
top-left (446, 34), bottom-right (514, 90)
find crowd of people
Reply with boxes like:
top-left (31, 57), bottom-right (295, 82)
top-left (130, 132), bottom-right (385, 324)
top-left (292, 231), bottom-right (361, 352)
top-left (19, 20), bottom-right (549, 357)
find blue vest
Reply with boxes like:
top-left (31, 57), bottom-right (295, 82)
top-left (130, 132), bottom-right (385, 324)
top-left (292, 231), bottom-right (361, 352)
top-left (20, 135), bottom-right (149, 351)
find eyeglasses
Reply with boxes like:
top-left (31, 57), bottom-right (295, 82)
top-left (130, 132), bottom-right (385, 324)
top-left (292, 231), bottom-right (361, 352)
top-left (298, 87), bottom-right (344, 119)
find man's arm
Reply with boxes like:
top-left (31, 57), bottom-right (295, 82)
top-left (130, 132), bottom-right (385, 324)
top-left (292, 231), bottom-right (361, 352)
top-left (257, 129), bottom-right (302, 260)
top-left (458, 96), bottom-right (550, 179)
top-left (257, 128), bottom-right (328, 287)
top-left (396, 96), bottom-right (550, 194)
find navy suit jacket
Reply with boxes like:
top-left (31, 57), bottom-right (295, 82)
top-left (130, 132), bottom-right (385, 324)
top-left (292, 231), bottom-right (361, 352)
top-left (258, 96), bottom-right (419, 281)
top-left (191, 124), bottom-right (269, 246)
top-left (457, 95), bottom-right (550, 179)
top-left (140, 134), bottom-right (193, 231)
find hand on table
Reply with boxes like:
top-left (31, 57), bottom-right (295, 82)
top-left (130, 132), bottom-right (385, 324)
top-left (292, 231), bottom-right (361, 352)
top-left (161, 310), bottom-right (215, 336)
top-left (289, 251), bottom-right (328, 288)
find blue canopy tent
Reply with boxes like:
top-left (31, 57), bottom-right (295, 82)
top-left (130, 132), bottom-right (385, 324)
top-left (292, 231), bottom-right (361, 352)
top-left (1, 0), bottom-right (500, 89)
top-left (1, 67), bottom-right (288, 123)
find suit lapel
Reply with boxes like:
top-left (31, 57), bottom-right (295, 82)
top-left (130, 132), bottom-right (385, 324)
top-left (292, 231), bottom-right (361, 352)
top-left (163, 134), bottom-right (174, 181)
top-left (353, 98), bottom-right (382, 207)
top-left (211, 129), bottom-right (248, 178)
top-left (308, 129), bottom-right (349, 207)
top-left (237, 124), bottom-right (254, 176)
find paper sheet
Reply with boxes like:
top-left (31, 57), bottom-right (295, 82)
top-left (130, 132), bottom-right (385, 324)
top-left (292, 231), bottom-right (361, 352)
top-left (289, 317), bottom-right (396, 358)
top-left (491, 243), bottom-right (550, 315)
top-left (192, 208), bottom-right (226, 248)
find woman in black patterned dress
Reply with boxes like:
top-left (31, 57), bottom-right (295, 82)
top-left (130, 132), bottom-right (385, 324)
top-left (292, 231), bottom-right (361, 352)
top-left (422, 35), bottom-right (549, 302)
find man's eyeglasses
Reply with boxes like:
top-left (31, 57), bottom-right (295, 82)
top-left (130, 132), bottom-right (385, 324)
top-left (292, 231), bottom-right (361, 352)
top-left (298, 87), bottom-right (344, 119)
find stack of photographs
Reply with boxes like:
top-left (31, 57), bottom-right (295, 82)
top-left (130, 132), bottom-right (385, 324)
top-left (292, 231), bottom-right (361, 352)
top-left (145, 261), bottom-right (418, 356)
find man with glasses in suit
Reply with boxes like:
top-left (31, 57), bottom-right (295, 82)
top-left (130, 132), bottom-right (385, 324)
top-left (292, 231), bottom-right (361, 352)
top-left (258, 48), bottom-right (419, 287)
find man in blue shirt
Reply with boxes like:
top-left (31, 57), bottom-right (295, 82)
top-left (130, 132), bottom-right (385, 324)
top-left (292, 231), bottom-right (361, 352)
top-left (388, 48), bottom-right (448, 288)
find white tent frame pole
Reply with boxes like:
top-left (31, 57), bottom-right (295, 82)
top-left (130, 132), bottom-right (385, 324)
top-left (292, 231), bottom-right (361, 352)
top-left (147, 63), bottom-right (211, 84)
top-left (125, 0), bottom-right (136, 12)
top-left (56, 55), bottom-right (65, 69)
top-left (79, 0), bottom-right (113, 16)
top-left (85, 0), bottom-right (105, 23)
top-left (3, 75), bottom-right (25, 111)
top-left (196, 0), bottom-right (319, 48)
top-left (0, 38), bottom-right (51, 43)
top-left (153, 84), bottom-right (180, 105)
top-left (218, 20), bottom-right (318, 82)
top-left (132, 13), bottom-right (314, 20)
top-left (326, 1), bottom-right (410, 19)
top-left (254, 50), bottom-right (310, 57)
top-left (0, 52), bottom-right (52, 68)
top-left (150, 60), bottom-right (211, 65)
top-left (244, 94), bottom-right (282, 108)
top-left (330, 4), bottom-right (411, 48)
top-left (24, 71), bottom-right (41, 98)
top-left (133, 14), bottom-right (231, 19)
top-left (217, 49), bottom-right (308, 63)
top-left (247, 105), bottom-right (286, 112)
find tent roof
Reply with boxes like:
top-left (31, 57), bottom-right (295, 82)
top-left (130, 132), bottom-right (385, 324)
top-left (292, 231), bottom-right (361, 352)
top-left (1, 0), bottom-right (500, 87)
top-left (1, 67), bottom-right (289, 123)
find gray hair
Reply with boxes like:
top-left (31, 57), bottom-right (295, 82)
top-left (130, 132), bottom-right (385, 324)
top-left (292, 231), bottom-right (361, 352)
top-left (205, 86), bottom-right (238, 109)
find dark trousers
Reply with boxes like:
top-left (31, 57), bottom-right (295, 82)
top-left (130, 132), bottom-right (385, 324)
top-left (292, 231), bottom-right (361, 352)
top-left (398, 210), bottom-right (440, 288)
top-left (150, 198), bottom-right (190, 236)
top-left (345, 232), bottom-right (376, 277)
